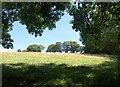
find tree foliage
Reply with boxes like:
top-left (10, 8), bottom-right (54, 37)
top-left (2, 2), bottom-right (71, 49)
top-left (83, 29), bottom-right (118, 54)
top-left (69, 2), bottom-right (120, 54)
top-left (70, 2), bottom-right (119, 38)
top-left (1, 2), bottom-right (120, 55)
top-left (62, 41), bottom-right (71, 53)
top-left (17, 49), bottom-right (21, 52)
top-left (46, 42), bottom-right (63, 52)
top-left (26, 44), bottom-right (45, 52)
top-left (63, 41), bottom-right (82, 53)
top-left (46, 41), bottom-right (82, 53)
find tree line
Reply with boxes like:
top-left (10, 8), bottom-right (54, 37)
top-left (17, 41), bottom-right (82, 53)
top-left (17, 44), bottom-right (45, 52)
top-left (46, 41), bottom-right (82, 53)
top-left (2, 2), bottom-right (120, 55)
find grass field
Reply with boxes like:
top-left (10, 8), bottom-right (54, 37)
top-left (1, 52), bottom-right (119, 87)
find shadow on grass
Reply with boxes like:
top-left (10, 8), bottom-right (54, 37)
top-left (2, 61), bottom-right (119, 87)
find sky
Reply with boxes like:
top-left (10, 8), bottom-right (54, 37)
top-left (0, 13), bottom-right (83, 52)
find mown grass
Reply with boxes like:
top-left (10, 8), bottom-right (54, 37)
top-left (1, 52), bottom-right (119, 87)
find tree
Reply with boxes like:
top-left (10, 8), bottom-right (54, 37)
top-left (70, 41), bottom-right (82, 53)
top-left (54, 42), bottom-right (63, 52)
top-left (47, 41), bottom-right (82, 53)
top-left (26, 44), bottom-right (45, 52)
top-left (69, 2), bottom-right (120, 53)
top-left (63, 41), bottom-right (82, 53)
top-left (63, 41), bottom-right (71, 53)
top-left (69, 2), bottom-right (120, 76)
top-left (1, 2), bottom-right (71, 49)
top-left (46, 44), bottom-right (55, 52)
top-left (46, 42), bottom-right (63, 52)
top-left (83, 28), bottom-right (118, 54)
top-left (17, 49), bottom-right (21, 52)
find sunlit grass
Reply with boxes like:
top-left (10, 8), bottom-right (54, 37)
top-left (1, 52), bottom-right (112, 66)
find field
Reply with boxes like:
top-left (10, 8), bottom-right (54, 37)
top-left (1, 52), bottom-right (119, 87)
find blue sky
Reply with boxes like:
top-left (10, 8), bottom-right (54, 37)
top-left (0, 13), bottom-right (83, 52)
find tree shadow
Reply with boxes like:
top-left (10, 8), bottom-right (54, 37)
top-left (2, 61), bottom-right (119, 87)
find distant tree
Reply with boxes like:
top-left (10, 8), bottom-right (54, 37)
top-left (46, 42), bottom-right (63, 52)
top-left (54, 42), bottom-right (63, 52)
top-left (27, 44), bottom-right (45, 52)
top-left (63, 41), bottom-right (82, 53)
top-left (17, 49), bottom-right (21, 52)
top-left (63, 41), bottom-right (71, 53)
top-left (70, 41), bottom-right (82, 53)
top-left (22, 50), bottom-right (27, 52)
top-left (46, 44), bottom-right (55, 52)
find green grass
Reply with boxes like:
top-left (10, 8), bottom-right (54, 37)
top-left (1, 52), bottom-right (119, 87)
top-left (2, 52), bottom-right (112, 66)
